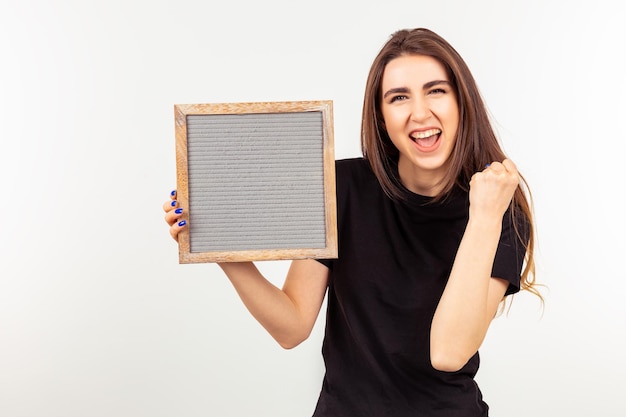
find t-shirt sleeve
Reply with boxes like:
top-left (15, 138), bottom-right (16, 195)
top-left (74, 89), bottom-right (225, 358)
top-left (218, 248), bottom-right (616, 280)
top-left (491, 208), bottom-right (530, 295)
top-left (317, 256), bottom-right (334, 269)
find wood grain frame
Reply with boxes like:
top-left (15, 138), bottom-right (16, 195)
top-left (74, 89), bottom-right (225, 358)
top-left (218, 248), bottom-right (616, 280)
top-left (174, 100), bottom-right (337, 263)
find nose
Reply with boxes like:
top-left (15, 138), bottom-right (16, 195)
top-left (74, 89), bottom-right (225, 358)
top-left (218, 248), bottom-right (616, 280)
top-left (410, 97), bottom-right (430, 122)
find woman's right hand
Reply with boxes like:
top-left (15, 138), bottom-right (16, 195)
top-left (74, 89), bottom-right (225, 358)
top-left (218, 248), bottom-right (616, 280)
top-left (163, 190), bottom-right (187, 242)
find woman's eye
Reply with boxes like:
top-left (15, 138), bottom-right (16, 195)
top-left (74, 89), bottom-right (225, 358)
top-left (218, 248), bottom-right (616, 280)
top-left (429, 88), bottom-right (446, 95)
top-left (389, 95), bottom-right (408, 103)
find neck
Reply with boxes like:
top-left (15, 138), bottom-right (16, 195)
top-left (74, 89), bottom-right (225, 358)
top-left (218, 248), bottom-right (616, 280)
top-left (397, 158), bottom-right (447, 197)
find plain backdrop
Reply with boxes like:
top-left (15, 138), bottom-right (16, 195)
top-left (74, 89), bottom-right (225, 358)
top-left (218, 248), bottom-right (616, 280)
top-left (1, 0), bottom-right (624, 416)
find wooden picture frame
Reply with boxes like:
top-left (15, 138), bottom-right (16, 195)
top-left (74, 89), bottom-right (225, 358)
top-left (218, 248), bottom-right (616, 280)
top-left (174, 100), bottom-right (337, 263)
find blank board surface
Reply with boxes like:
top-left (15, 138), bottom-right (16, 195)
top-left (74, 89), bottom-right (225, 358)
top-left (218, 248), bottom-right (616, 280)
top-left (175, 101), bottom-right (337, 263)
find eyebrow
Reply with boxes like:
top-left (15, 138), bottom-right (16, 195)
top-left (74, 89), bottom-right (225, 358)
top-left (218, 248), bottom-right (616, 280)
top-left (382, 80), bottom-right (451, 99)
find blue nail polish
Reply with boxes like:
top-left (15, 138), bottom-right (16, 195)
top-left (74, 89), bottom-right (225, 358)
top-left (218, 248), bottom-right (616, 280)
top-left (171, 200), bottom-right (177, 207)
top-left (178, 220), bottom-right (187, 227)
top-left (175, 208), bottom-right (183, 214)
top-left (170, 190), bottom-right (176, 196)
top-left (485, 163), bottom-right (491, 168)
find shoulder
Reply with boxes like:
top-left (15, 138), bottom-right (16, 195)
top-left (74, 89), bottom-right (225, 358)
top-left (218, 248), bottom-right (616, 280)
top-left (335, 156), bottom-right (369, 173)
top-left (334, 157), bottom-right (377, 189)
top-left (332, 157), bottom-right (387, 217)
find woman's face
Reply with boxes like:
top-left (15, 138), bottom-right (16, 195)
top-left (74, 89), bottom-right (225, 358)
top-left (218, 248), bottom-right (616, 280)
top-left (380, 54), bottom-right (459, 195)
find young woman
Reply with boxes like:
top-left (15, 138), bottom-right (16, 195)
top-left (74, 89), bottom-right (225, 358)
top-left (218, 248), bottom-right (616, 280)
top-left (164, 27), bottom-right (541, 417)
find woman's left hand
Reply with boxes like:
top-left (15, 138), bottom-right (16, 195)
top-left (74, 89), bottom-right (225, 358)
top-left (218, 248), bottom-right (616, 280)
top-left (468, 158), bottom-right (520, 222)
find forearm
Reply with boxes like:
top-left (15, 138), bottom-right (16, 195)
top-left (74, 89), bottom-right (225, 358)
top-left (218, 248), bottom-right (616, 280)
top-left (430, 217), bottom-right (506, 370)
top-left (219, 262), bottom-right (315, 349)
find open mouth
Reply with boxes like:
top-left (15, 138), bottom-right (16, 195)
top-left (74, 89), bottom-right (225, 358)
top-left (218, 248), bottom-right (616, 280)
top-left (409, 128), bottom-right (441, 149)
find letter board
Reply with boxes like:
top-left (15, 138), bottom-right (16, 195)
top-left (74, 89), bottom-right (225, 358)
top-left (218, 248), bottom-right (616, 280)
top-left (174, 100), bottom-right (337, 263)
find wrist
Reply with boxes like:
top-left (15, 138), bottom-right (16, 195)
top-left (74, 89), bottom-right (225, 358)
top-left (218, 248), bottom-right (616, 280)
top-left (466, 215), bottom-right (502, 236)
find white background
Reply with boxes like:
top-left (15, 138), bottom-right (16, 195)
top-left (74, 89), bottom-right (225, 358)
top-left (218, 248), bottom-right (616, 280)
top-left (1, 0), bottom-right (624, 416)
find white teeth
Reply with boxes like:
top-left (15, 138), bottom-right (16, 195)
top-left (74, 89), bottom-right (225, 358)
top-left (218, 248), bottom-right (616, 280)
top-left (411, 129), bottom-right (441, 139)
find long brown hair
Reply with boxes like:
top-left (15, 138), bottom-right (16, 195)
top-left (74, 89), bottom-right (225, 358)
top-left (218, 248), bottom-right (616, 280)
top-left (361, 28), bottom-right (542, 305)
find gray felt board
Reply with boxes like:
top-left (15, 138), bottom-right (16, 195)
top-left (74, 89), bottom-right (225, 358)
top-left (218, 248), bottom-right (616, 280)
top-left (186, 111), bottom-right (327, 253)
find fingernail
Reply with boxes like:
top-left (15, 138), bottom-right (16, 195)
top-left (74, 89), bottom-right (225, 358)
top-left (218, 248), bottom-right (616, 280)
top-left (174, 208), bottom-right (183, 214)
top-left (485, 163), bottom-right (491, 168)
top-left (170, 190), bottom-right (176, 196)
top-left (171, 200), bottom-right (177, 207)
top-left (178, 220), bottom-right (187, 227)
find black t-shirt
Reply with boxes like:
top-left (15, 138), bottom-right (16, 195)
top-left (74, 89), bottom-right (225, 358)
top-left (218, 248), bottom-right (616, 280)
top-left (313, 158), bottom-right (526, 417)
